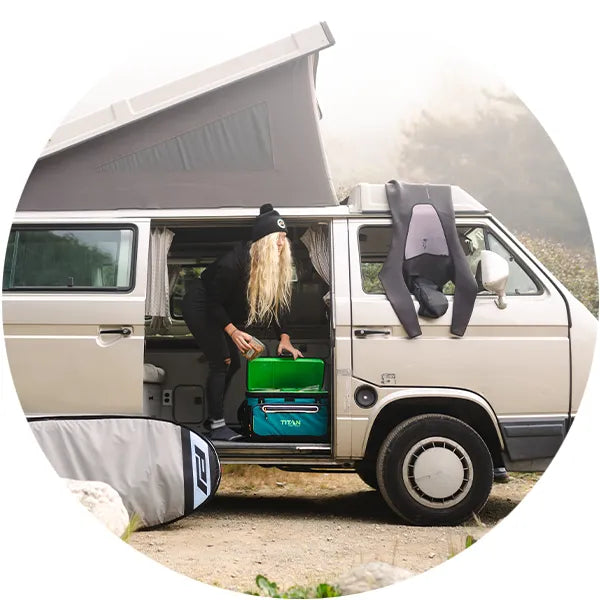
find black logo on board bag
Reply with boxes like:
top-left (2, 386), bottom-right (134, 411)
top-left (194, 445), bottom-right (208, 494)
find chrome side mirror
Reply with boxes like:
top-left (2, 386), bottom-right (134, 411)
top-left (479, 250), bottom-right (509, 309)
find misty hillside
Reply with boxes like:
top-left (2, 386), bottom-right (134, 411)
top-left (323, 89), bottom-right (593, 251)
top-left (321, 90), bottom-right (597, 315)
top-left (397, 92), bottom-right (592, 248)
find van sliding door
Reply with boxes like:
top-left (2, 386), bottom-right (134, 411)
top-left (2, 220), bottom-right (150, 416)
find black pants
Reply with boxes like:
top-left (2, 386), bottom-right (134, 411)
top-left (181, 279), bottom-right (241, 422)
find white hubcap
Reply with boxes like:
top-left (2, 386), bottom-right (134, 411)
top-left (403, 437), bottom-right (473, 508)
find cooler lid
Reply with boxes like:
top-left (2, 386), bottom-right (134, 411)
top-left (247, 357), bottom-right (325, 391)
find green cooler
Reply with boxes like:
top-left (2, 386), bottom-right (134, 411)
top-left (241, 358), bottom-right (329, 440)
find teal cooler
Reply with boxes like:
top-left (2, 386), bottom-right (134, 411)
top-left (242, 358), bottom-right (329, 440)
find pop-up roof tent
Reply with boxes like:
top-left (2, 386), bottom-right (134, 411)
top-left (18, 23), bottom-right (338, 212)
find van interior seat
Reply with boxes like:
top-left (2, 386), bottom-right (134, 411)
top-left (144, 363), bottom-right (166, 384)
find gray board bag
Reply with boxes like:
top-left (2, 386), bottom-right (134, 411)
top-left (29, 416), bottom-right (221, 528)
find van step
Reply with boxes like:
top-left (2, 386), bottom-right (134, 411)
top-left (210, 440), bottom-right (332, 460)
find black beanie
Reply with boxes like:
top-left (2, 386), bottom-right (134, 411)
top-left (251, 203), bottom-right (287, 242)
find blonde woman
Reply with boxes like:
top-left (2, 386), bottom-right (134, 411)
top-left (182, 204), bottom-right (303, 441)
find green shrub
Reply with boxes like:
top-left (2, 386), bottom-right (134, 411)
top-left (247, 575), bottom-right (340, 598)
top-left (517, 234), bottom-right (598, 317)
top-left (448, 534), bottom-right (478, 558)
top-left (120, 513), bottom-right (142, 542)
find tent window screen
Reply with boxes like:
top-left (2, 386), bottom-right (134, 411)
top-left (98, 102), bottom-right (274, 173)
top-left (3, 227), bottom-right (135, 291)
top-left (359, 225), bottom-right (540, 296)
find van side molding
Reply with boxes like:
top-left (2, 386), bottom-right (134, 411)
top-left (498, 416), bottom-right (568, 462)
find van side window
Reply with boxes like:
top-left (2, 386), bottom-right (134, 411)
top-left (169, 265), bottom-right (206, 319)
top-left (486, 232), bottom-right (540, 295)
top-left (358, 225), bottom-right (540, 296)
top-left (358, 226), bottom-right (390, 294)
top-left (3, 227), bottom-right (135, 291)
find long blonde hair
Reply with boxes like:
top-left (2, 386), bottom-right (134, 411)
top-left (246, 232), bottom-right (293, 327)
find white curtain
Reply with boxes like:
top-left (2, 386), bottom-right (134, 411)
top-left (300, 225), bottom-right (331, 306)
top-left (146, 228), bottom-right (175, 334)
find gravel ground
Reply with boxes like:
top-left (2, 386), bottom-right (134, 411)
top-left (129, 467), bottom-right (540, 594)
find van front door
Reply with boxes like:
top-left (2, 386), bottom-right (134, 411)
top-left (349, 218), bottom-right (571, 418)
top-left (2, 220), bottom-right (150, 416)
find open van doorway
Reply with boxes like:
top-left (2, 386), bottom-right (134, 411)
top-left (142, 219), bottom-right (334, 461)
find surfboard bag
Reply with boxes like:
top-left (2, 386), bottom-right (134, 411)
top-left (379, 180), bottom-right (478, 338)
top-left (28, 416), bottom-right (221, 528)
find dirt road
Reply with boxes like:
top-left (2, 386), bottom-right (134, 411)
top-left (129, 466), bottom-right (539, 594)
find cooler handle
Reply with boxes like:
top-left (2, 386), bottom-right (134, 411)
top-left (261, 405), bottom-right (320, 414)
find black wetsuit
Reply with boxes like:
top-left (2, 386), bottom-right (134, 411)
top-left (379, 180), bottom-right (478, 338)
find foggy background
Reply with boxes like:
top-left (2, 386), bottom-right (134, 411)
top-left (317, 71), bottom-right (591, 249)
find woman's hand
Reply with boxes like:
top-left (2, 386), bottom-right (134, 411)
top-left (229, 328), bottom-right (254, 354)
top-left (277, 334), bottom-right (304, 360)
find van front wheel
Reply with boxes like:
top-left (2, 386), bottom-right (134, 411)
top-left (376, 414), bottom-right (493, 526)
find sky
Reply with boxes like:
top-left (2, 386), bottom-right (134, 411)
top-left (67, 16), bottom-right (505, 123)
top-left (1, 1), bottom-right (600, 599)
top-left (66, 16), bottom-right (502, 119)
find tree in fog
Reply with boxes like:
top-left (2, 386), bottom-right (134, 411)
top-left (398, 92), bottom-right (592, 248)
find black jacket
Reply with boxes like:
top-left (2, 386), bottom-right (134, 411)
top-left (200, 242), bottom-right (289, 336)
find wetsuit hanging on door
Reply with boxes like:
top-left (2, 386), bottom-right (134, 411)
top-left (379, 180), bottom-right (478, 338)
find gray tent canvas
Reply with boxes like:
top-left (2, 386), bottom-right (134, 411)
top-left (18, 23), bottom-right (338, 212)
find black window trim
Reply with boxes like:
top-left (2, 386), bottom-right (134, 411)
top-left (2, 223), bottom-right (138, 293)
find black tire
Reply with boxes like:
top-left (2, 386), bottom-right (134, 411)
top-left (376, 414), bottom-right (493, 526)
top-left (355, 461), bottom-right (379, 490)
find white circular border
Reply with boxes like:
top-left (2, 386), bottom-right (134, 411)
top-left (1, 2), bottom-right (598, 599)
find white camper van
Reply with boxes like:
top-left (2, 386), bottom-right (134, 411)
top-left (3, 23), bottom-right (597, 526)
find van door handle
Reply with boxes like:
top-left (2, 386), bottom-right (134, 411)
top-left (354, 329), bottom-right (391, 337)
top-left (99, 327), bottom-right (133, 337)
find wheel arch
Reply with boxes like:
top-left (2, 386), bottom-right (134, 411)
top-left (362, 390), bottom-right (504, 467)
